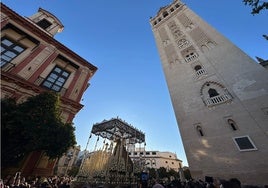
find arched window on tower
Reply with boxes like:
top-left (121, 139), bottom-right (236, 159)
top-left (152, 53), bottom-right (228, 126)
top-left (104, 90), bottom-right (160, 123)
top-left (194, 65), bottom-right (202, 71)
top-left (196, 126), bottom-right (204, 137)
top-left (193, 65), bottom-right (206, 78)
top-left (227, 119), bottom-right (238, 131)
top-left (185, 52), bottom-right (198, 62)
top-left (201, 81), bottom-right (232, 107)
top-left (208, 88), bottom-right (219, 98)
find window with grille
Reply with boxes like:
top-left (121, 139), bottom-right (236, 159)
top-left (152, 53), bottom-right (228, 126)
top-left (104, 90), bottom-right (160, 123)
top-left (233, 136), bottom-right (257, 151)
top-left (1, 37), bottom-right (25, 67)
top-left (42, 66), bottom-right (70, 92)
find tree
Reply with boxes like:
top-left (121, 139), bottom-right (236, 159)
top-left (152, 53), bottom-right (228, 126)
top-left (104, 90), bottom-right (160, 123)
top-left (157, 167), bottom-right (167, 179)
top-left (1, 92), bottom-right (76, 167)
top-left (243, 0), bottom-right (268, 14)
top-left (147, 168), bottom-right (157, 179)
top-left (167, 169), bottom-right (178, 179)
top-left (183, 168), bottom-right (192, 180)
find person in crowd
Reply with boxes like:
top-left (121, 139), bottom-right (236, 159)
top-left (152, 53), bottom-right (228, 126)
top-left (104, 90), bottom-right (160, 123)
top-left (152, 179), bottom-right (165, 188)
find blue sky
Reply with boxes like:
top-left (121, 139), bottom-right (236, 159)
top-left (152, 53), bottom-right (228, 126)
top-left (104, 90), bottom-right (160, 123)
top-left (3, 0), bottom-right (267, 167)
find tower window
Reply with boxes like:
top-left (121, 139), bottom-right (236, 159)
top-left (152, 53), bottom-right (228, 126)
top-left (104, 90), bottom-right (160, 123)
top-left (194, 65), bottom-right (202, 71)
top-left (208, 88), bottom-right (219, 98)
top-left (175, 4), bottom-right (180, 8)
top-left (163, 11), bottom-right (169, 18)
top-left (233, 136), bottom-right (257, 151)
top-left (227, 119), bottom-right (237, 131)
top-left (42, 66), bottom-right (70, 92)
top-left (1, 37), bottom-right (25, 67)
top-left (37, 19), bottom-right (52, 30)
top-left (196, 126), bottom-right (204, 136)
top-left (194, 64), bottom-right (206, 77)
top-left (202, 82), bottom-right (232, 106)
top-left (185, 52), bottom-right (198, 62)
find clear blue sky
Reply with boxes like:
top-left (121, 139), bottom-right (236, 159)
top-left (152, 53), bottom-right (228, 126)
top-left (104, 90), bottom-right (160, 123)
top-left (3, 0), bottom-right (267, 167)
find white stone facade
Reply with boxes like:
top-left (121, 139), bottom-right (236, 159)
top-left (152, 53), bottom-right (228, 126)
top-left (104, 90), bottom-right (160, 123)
top-left (150, 0), bottom-right (268, 185)
top-left (129, 148), bottom-right (182, 172)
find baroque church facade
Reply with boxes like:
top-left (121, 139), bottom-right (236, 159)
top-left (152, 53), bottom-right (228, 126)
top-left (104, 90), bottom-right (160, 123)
top-left (1, 3), bottom-right (97, 177)
top-left (150, 0), bottom-right (268, 185)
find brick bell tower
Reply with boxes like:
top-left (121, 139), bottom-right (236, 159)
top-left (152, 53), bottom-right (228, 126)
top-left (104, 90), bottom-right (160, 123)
top-left (150, 0), bottom-right (268, 185)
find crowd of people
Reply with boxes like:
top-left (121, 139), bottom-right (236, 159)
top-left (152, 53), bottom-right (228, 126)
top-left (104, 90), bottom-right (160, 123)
top-left (141, 177), bottom-right (266, 188)
top-left (1, 173), bottom-right (73, 188)
top-left (1, 173), bottom-right (267, 188)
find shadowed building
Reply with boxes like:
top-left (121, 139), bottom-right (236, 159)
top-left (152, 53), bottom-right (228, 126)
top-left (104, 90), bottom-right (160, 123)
top-left (150, 0), bottom-right (268, 185)
top-left (1, 3), bottom-right (97, 177)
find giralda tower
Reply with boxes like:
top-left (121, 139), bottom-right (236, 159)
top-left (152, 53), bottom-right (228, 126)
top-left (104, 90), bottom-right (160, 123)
top-left (150, 0), bottom-right (268, 185)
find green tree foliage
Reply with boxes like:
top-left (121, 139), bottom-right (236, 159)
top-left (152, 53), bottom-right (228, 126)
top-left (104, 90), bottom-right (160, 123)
top-left (147, 168), bottom-right (157, 179)
top-left (183, 168), bottom-right (192, 180)
top-left (157, 167), bottom-right (167, 179)
top-left (167, 169), bottom-right (178, 178)
top-left (243, 0), bottom-right (268, 14)
top-left (1, 92), bottom-right (76, 167)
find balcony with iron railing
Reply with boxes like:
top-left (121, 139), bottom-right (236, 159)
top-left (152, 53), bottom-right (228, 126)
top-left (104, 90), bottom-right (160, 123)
top-left (196, 68), bottom-right (206, 76)
top-left (205, 93), bottom-right (232, 107)
top-left (34, 76), bottom-right (67, 96)
top-left (185, 53), bottom-right (198, 63)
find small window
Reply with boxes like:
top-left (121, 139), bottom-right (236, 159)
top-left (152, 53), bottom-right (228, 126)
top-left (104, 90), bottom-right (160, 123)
top-left (171, 162), bottom-right (174, 164)
top-left (146, 152), bottom-right (150, 155)
top-left (233, 136), bottom-right (257, 151)
top-left (140, 152), bottom-right (144, 155)
top-left (170, 8), bottom-right (174, 12)
top-left (185, 52), bottom-right (198, 62)
top-left (1, 37), bottom-right (25, 67)
top-left (165, 161), bottom-right (168, 163)
top-left (194, 65), bottom-right (202, 71)
top-left (37, 19), bottom-right (52, 30)
top-left (175, 4), bottom-right (180, 8)
top-left (227, 119), bottom-right (237, 131)
top-left (163, 11), bottom-right (169, 18)
top-left (152, 152), bottom-right (156, 155)
top-left (134, 152), bottom-right (137, 155)
top-left (196, 126), bottom-right (204, 137)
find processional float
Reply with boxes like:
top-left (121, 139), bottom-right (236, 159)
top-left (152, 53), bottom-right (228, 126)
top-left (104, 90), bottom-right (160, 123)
top-left (74, 117), bottom-right (145, 187)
